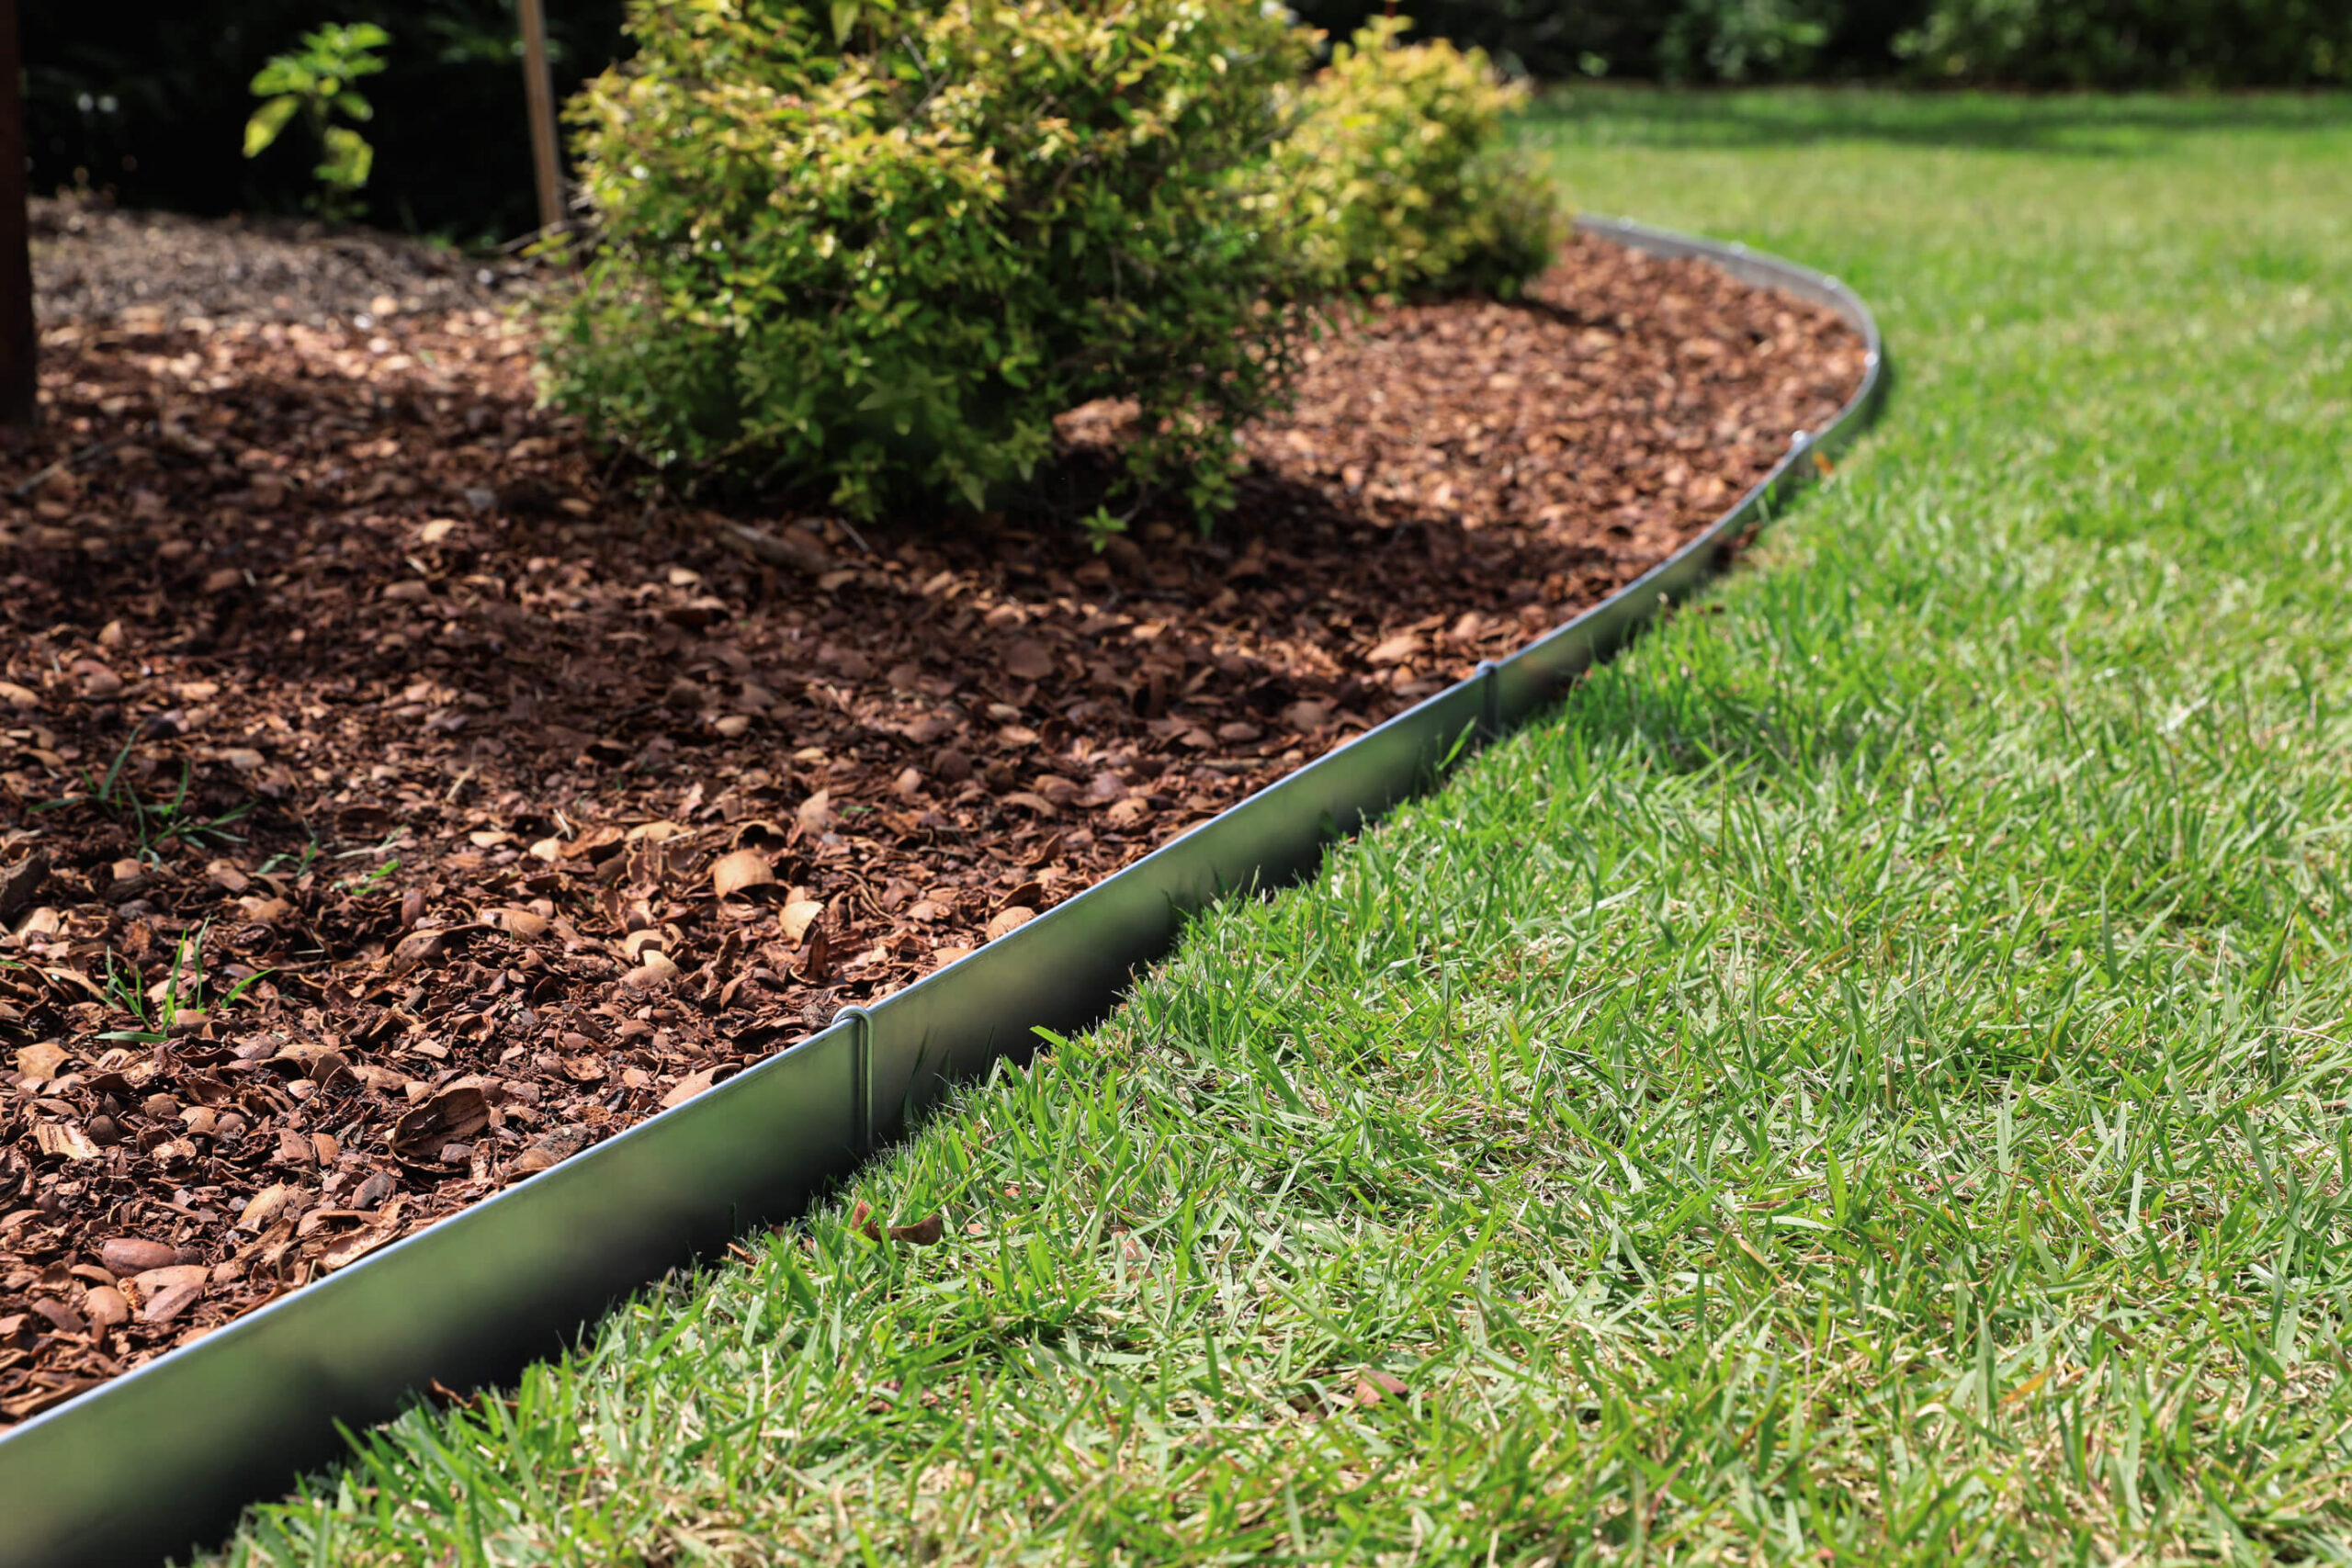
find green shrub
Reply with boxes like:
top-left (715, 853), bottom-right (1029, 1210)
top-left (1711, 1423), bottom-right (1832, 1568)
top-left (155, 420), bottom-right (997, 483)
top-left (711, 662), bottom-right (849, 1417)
top-left (1282, 18), bottom-right (1565, 301)
top-left (1894, 0), bottom-right (2351, 85)
top-left (1660, 0), bottom-right (1838, 81)
top-left (543, 0), bottom-right (1317, 521)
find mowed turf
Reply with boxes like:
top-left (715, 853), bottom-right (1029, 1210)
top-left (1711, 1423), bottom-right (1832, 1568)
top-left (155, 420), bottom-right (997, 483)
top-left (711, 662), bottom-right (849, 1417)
top-left (206, 92), bottom-right (2352, 1564)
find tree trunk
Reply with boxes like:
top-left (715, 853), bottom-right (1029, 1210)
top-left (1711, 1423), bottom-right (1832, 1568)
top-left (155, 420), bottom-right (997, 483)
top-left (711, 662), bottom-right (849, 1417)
top-left (0, 0), bottom-right (37, 430)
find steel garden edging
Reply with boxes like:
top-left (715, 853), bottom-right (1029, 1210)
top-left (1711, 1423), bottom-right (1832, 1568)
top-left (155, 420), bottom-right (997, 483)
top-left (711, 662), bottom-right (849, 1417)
top-left (0, 217), bottom-right (1885, 1567)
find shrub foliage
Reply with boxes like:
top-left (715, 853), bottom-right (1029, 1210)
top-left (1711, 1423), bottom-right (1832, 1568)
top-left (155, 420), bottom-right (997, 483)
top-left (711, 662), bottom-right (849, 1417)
top-left (1283, 18), bottom-right (1563, 300)
top-left (546, 0), bottom-right (1316, 520)
top-left (1283, 0), bottom-right (2350, 83)
top-left (1892, 0), bottom-right (2349, 86)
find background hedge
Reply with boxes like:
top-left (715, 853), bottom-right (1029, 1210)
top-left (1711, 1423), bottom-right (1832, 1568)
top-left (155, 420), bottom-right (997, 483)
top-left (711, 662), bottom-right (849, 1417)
top-left (1286, 0), bottom-right (2349, 87)
top-left (24, 0), bottom-right (2349, 239)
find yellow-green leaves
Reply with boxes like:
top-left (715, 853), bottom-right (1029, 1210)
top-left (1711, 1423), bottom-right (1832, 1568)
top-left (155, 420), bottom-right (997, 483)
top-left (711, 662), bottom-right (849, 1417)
top-left (243, 95), bottom-right (300, 161)
top-left (545, 0), bottom-right (1316, 525)
top-left (1278, 16), bottom-right (1562, 300)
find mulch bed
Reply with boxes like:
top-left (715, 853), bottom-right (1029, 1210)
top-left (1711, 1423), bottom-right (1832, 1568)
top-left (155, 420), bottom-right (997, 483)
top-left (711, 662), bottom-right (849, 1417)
top-left (0, 199), bottom-right (1865, 1424)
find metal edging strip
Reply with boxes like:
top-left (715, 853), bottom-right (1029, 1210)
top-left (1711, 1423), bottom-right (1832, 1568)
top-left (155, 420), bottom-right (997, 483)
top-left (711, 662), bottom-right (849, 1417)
top-left (0, 216), bottom-right (1886, 1568)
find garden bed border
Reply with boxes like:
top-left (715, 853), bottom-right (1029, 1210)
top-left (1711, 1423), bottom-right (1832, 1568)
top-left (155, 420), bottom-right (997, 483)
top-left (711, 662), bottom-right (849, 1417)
top-left (0, 215), bottom-right (1885, 1568)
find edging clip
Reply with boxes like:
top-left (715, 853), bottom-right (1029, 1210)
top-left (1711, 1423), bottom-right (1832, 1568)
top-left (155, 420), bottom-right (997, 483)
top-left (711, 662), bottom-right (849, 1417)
top-left (839, 1006), bottom-right (876, 1155)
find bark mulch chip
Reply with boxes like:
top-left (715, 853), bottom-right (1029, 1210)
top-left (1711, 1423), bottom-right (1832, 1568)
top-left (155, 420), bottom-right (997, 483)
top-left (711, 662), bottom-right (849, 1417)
top-left (0, 207), bottom-right (1865, 1423)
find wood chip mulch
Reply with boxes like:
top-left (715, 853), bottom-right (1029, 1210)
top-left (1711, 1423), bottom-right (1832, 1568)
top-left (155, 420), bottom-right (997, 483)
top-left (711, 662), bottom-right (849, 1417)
top-left (0, 210), bottom-right (1865, 1424)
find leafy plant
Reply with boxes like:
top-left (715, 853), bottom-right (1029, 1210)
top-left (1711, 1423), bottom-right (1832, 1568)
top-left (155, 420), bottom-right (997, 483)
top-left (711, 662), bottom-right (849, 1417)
top-left (33, 737), bottom-right (255, 864)
top-left (1079, 505), bottom-right (1133, 554)
top-left (545, 0), bottom-right (1317, 525)
top-left (243, 21), bottom-right (392, 219)
top-left (1280, 17), bottom-right (1564, 301)
top-left (98, 923), bottom-right (271, 1043)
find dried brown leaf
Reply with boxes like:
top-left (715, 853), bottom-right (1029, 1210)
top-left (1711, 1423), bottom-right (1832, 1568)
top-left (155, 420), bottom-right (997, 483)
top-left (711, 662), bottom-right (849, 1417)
top-left (623, 951), bottom-right (681, 989)
top-left (31, 1296), bottom-right (88, 1336)
top-left (712, 848), bottom-right (779, 900)
top-left (137, 1280), bottom-right (206, 1325)
top-left (13, 1041), bottom-right (68, 1085)
top-left (317, 1224), bottom-right (395, 1272)
top-left (985, 907), bottom-right (1035, 942)
top-left (130, 1264), bottom-right (210, 1295)
top-left (35, 1122), bottom-right (101, 1161)
top-left (779, 898), bottom-right (827, 944)
top-left (796, 924), bottom-right (833, 984)
top-left (236, 1183), bottom-right (294, 1231)
top-left (1002, 640), bottom-right (1055, 681)
top-left (620, 928), bottom-right (674, 962)
top-left (389, 928), bottom-right (447, 972)
top-left (796, 791), bottom-right (836, 833)
top-left (509, 1124), bottom-right (594, 1175)
top-left (659, 1066), bottom-right (726, 1110)
top-left (0, 850), bottom-right (50, 925)
top-left (391, 1083), bottom-right (490, 1161)
top-left (82, 1286), bottom-right (129, 1330)
top-left (99, 1237), bottom-right (180, 1275)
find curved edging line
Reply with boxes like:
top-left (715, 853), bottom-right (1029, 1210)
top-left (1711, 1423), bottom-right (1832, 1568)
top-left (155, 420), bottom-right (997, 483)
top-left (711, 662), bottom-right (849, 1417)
top-left (0, 216), bottom-right (1886, 1568)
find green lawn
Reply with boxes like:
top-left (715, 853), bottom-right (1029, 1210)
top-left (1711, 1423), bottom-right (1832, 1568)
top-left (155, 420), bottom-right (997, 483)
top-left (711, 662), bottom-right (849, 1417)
top-left (208, 92), bottom-right (2352, 1565)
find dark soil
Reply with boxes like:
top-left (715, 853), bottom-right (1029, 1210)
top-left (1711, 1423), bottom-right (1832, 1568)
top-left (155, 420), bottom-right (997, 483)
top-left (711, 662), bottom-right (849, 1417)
top-left (0, 203), bottom-right (1865, 1424)
top-left (28, 196), bottom-right (529, 327)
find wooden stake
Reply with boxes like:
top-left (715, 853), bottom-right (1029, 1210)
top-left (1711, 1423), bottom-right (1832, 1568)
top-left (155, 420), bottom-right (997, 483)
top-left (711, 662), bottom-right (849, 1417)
top-left (0, 0), bottom-right (37, 430)
top-left (517, 0), bottom-right (565, 242)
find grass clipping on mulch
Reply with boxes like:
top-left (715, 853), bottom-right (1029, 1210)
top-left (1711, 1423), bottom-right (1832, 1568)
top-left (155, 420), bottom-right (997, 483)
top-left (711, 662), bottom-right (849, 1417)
top-left (0, 220), bottom-right (1863, 1424)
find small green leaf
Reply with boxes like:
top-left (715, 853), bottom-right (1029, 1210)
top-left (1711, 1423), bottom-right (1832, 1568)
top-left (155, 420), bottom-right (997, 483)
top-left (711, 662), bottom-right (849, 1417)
top-left (243, 95), bottom-right (300, 159)
top-left (318, 125), bottom-right (375, 191)
top-left (831, 0), bottom-right (859, 46)
top-left (248, 59), bottom-right (309, 96)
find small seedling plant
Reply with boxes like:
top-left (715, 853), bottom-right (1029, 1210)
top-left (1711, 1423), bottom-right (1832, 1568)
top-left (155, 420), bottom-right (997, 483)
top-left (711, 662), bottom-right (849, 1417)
top-left (98, 922), bottom-right (271, 1044)
top-left (244, 21), bottom-right (391, 220)
top-left (33, 735), bottom-right (254, 865)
